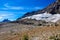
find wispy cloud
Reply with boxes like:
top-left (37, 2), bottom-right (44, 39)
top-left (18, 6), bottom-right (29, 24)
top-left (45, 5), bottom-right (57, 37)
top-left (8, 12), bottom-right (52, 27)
top-left (0, 17), bottom-right (3, 19)
top-left (0, 11), bottom-right (15, 21)
top-left (0, 14), bottom-right (14, 17)
top-left (33, 7), bottom-right (42, 10)
top-left (3, 3), bottom-right (25, 10)
top-left (0, 11), bottom-right (26, 21)
top-left (0, 3), bottom-right (42, 10)
top-left (4, 3), bottom-right (10, 8)
top-left (0, 14), bottom-right (13, 20)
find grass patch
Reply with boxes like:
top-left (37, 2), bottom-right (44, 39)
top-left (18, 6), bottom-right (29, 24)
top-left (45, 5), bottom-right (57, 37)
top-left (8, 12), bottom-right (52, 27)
top-left (23, 35), bottom-right (29, 40)
top-left (49, 34), bottom-right (60, 40)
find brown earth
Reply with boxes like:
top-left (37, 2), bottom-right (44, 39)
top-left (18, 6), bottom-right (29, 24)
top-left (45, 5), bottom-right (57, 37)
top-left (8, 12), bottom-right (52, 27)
top-left (0, 24), bottom-right (60, 40)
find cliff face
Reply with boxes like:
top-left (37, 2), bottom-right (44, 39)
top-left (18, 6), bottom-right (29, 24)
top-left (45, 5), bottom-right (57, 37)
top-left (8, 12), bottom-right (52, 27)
top-left (17, 0), bottom-right (60, 20)
top-left (42, 0), bottom-right (60, 14)
top-left (47, 0), bottom-right (60, 14)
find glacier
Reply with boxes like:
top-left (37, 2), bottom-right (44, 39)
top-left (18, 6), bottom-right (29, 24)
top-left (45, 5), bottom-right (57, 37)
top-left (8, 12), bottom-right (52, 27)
top-left (23, 12), bottom-right (60, 23)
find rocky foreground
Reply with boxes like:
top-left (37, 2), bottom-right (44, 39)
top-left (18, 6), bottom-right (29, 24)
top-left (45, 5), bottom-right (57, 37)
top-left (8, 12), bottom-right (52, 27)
top-left (0, 22), bottom-right (60, 40)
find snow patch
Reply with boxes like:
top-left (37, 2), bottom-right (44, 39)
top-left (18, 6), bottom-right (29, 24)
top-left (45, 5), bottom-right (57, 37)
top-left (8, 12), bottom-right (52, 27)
top-left (23, 12), bottom-right (60, 23)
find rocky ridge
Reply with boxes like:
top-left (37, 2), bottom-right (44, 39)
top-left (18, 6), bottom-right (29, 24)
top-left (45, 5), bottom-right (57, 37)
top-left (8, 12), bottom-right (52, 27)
top-left (17, 0), bottom-right (60, 20)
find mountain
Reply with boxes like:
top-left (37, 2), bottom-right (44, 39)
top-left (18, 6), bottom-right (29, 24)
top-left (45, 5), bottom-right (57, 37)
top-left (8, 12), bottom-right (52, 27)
top-left (2, 19), bottom-right (11, 22)
top-left (0, 0), bottom-right (60, 40)
top-left (16, 0), bottom-right (60, 26)
top-left (17, 0), bottom-right (60, 20)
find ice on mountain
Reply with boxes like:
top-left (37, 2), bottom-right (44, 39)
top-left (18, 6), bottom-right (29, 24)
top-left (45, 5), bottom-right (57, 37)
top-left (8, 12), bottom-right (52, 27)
top-left (23, 12), bottom-right (60, 23)
top-left (47, 14), bottom-right (60, 22)
top-left (30, 12), bottom-right (52, 20)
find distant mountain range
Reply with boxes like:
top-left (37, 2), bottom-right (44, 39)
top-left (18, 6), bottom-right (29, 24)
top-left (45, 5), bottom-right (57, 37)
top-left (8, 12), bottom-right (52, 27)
top-left (2, 19), bottom-right (11, 22)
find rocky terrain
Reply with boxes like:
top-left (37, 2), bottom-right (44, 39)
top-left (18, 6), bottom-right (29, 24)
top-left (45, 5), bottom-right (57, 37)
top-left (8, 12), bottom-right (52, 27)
top-left (0, 0), bottom-right (60, 40)
top-left (0, 22), bottom-right (60, 40)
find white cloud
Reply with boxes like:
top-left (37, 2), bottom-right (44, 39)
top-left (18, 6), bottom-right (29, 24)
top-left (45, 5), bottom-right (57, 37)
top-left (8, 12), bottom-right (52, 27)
top-left (0, 3), bottom-right (42, 10)
top-left (9, 7), bottom-right (24, 10)
top-left (0, 11), bottom-right (26, 21)
top-left (3, 3), bottom-right (25, 10)
top-left (2, 3), bottom-right (42, 10)
top-left (0, 11), bottom-right (15, 21)
top-left (0, 13), bottom-right (14, 19)
top-left (0, 17), bottom-right (3, 19)
top-left (0, 14), bottom-right (13, 17)
top-left (4, 3), bottom-right (10, 8)
top-left (33, 7), bottom-right (42, 10)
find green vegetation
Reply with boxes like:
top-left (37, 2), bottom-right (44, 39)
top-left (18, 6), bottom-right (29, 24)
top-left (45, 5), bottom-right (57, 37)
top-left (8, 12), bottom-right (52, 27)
top-left (49, 34), bottom-right (60, 40)
top-left (23, 35), bottom-right (29, 40)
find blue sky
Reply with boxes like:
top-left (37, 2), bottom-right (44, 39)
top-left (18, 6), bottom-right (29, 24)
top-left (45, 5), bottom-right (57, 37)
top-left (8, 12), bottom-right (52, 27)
top-left (0, 0), bottom-right (56, 21)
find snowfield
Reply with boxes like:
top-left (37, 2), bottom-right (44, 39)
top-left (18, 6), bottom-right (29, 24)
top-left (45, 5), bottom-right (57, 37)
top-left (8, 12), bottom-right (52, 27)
top-left (23, 12), bottom-right (60, 23)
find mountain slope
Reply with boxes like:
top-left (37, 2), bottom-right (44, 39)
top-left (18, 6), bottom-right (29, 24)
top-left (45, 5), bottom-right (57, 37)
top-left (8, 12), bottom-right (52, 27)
top-left (17, 0), bottom-right (60, 20)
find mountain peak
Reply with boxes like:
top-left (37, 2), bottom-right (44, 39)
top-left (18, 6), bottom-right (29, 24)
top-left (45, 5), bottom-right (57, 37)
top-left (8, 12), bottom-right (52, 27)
top-left (17, 0), bottom-right (60, 20)
top-left (56, 0), bottom-right (60, 2)
top-left (2, 19), bottom-right (11, 22)
top-left (17, 0), bottom-right (60, 23)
